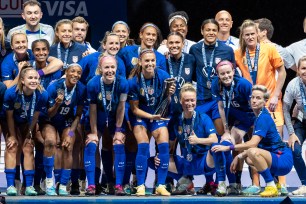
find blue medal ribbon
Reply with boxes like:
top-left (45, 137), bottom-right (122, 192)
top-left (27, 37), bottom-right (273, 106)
top-left (140, 72), bottom-right (156, 107)
top-left (21, 91), bottom-right (36, 125)
top-left (181, 111), bottom-right (196, 161)
top-left (222, 81), bottom-right (235, 125)
top-left (100, 76), bottom-right (116, 127)
top-left (63, 81), bottom-right (76, 103)
top-left (168, 53), bottom-right (184, 101)
top-left (299, 78), bottom-right (306, 113)
top-left (202, 42), bottom-right (217, 86)
top-left (246, 43), bottom-right (260, 84)
top-left (57, 43), bottom-right (70, 69)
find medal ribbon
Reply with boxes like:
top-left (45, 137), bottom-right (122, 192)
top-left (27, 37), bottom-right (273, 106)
top-left (57, 43), bottom-right (70, 69)
top-left (202, 42), bottom-right (217, 85)
top-left (246, 43), bottom-right (260, 84)
top-left (140, 72), bottom-right (155, 106)
top-left (100, 76), bottom-right (116, 126)
top-left (222, 81), bottom-right (235, 125)
top-left (21, 91), bottom-right (36, 125)
top-left (181, 111), bottom-right (196, 158)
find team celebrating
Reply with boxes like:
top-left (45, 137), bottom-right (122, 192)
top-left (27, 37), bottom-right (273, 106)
top-left (0, 0), bottom-right (306, 198)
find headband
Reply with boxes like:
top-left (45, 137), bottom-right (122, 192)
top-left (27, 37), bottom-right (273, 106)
top-left (169, 15), bottom-right (188, 26)
top-left (216, 60), bottom-right (234, 71)
top-left (99, 55), bottom-right (117, 65)
top-left (139, 48), bottom-right (154, 58)
top-left (66, 63), bottom-right (82, 70)
top-left (112, 21), bottom-right (130, 32)
top-left (140, 23), bottom-right (158, 32)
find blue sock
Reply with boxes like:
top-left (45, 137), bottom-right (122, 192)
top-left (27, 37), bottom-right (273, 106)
top-left (5, 168), bottom-right (16, 187)
top-left (136, 143), bottom-right (149, 186)
top-left (101, 149), bottom-right (114, 183)
top-left (114, 144), bottom-right (126, 186)
top-left (205, 174), bottom-right (214, 183)
top-left (71, 169), bottom-right (80, 184)
top-left (157, 143), bottom-right (169, 185)
top-left (60, 169), bottom-right (71, 185)
top-left (24, 170), bottom-right (35, 187)
top-left (259, 168), bottom-right (274, 183)
top-left (95, 167), bottom-right (101, 185)
top-left (84, 142), bottom-right (96, 186)
top-left (34, 149), bottom-right (44, 185)
top-left (210, 143), bottom-right (226, 182)
top-left (123, 151), bottom-right (136, 185)
top-left (80, 169), bottom-right (86, 181)
top-left (167, 171), bottom-right (182, 181)
top-left (221, 141), bottom-right (236, 183)
top-left (43, 156), bottom-right (54, 179)
top-left (15, 165), bottom-right (20, 181)
top-left (54, 169), bottom-right (62, 184)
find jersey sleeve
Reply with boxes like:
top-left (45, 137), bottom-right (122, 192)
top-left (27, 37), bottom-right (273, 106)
top-left (87, 78), bottom-right (98, 104)
top-left (36, 90), bottom-right (48, 112)
top-left (3, 88), bottom-right (14, 110)
top-left (201, 113), bottom-right (217, 136)
top-left (77, 83), bottom-right (87, 106)
top-left (1, 55), bottom-right (14, 81)
top-left (117, 57), bottom-right (127, 78)
top-left (46, 84), bottom-right (56, 108)
top-left (253, 113), bottom-right (269, 138)
top-left (211, 78), bottom-right (221, 101)
top-left (128, 78), bottom-right (139, 101)
top-left (268, 44), bottom-right (284, 71)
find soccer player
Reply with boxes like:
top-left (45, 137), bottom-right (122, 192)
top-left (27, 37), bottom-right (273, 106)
top-left (112, 21), bottom-right (134, 49)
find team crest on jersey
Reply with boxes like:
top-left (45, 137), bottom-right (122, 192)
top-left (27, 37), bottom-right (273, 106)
top-left (131, 57), bottom-right (139, 66)
top-left (186, 125), bottom-right (191, 135)
top-left (147, 85), bottom-right (154, 95)
top-left (98, 93), bottom-right (102, 100)
top-left (140, 88), bottom-right (145, 96)
top-left (106, 91), bottom-right (112, 100)
top-left (185, 68), bottom-right (190, 75)
top-left (72, 56), bottom-right (78, 63)
top-left (14, 102), bottom-right (21, 109)
top-left (1, 49), bottom-right (6, 56)
top-left (215, 57), bottom-right (221, 65)
top-left (178, 126), bottom-right (183, 135)
top-left (65, 100), bottom-right (71, 105)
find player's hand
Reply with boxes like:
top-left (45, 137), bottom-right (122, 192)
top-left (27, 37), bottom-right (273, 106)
top-left (268, 96), bottom-right (278, 112)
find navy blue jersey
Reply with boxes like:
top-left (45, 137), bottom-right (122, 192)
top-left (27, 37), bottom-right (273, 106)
top-left (78, 51), bottom-right (126, 84)
top-left (211, 76), bottom-right (253, 113)
top-left (189, 41), bottom-right (235, 103)
top-left (166, 53), bottom-right (195, 115)
top-left (49, 42), bottom-right (87, 75)
top-left (47, 78), bottom-right (86, 123)
top-left (0, 82), bottom-right (7, 118)
top-left (117, 45), bottom-right (167, 76)
top-left (0, 41), bottom-right (13, 80)
top-left (3, 85), bottom-right (48, 124)
top-left (87, 75), bottom-right (128, 126)
top-left (253, 107), bottom-right (286, 153)
top-left (128, 69), bottom-right (170, 114)
top-left (1, 50), bottom-right (34, 81)
top-left (174, 111), bottom-right (216, 155)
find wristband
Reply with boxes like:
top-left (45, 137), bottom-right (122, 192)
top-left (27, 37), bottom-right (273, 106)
top-left (68, 130), bottom-right (74, 137)
top-left (37, 69), bottom-right (45, 77)
top-left (115, 127), bottom-right (122, 132)
top-left (238, 153), bottom-right (243, 159)
top-left (229, 145), bottom-right (235, 151)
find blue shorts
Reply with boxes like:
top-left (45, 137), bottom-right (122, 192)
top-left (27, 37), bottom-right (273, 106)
top-left (196, 100), bottom-right (220, 121)
top-left (52, 118), bottom-right (73, 135)
top-left (84, 115), bottom-right (126, 135)
top-left (230, 110), bottom-right (255, 132)
top-left (129, 112), bottom-right (167, 132)
top-left (270, 147), bottom-right (293, 176)
top-left (168, 114), bottom-right (180, 141)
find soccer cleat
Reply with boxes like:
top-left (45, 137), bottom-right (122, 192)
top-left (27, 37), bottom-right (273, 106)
top-left (172, 177), bottom-right (195, 195)
top-left (115, 185), bottom-right (127, 196)
top-left (34, 185), bottom-right (46, 195)
top-left (79, 180), bottom-right (86, 195)
top-left (260, 186), bottom-right (278, 197)
top-left (196, 181), bottom-right (217, 195)
top-left (15, 179), bottom-right (22, 195)
top-left (242, 185), bottom-right (261, 196)
top-left (25, 186), bottom-right (38, 196)
top-left (85, 185), bottom-right (96, 196)
top-left (123, 184), bottom-right (131, 195)
top-left (46, 186), bottom-right (57, 196)
top-left (135, 184), bottom-right (146, 196)
top-left (95, 183), bottom-right (104, 195)
top-left (70, 182), bottom-right (80, 195)
top-left (276, 183), bottom-right (288, 196)
top-left (216, 182), bottom-right (227, 197)
top-left (226, 183), bottom-right (242, 195)
top-left (6, 186), bottom-right (17, 196)
top-left (292, 185), bottom-right (306, 195)
top-left (105, 183), bottom-right (115, 195)
top-left (155, 184), bottom-right (171, 196)
top-left (58, 185), bottom-right (69, 196)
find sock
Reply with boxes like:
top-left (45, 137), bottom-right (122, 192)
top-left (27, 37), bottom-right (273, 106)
top-left (80, 169), bottom-right (86, 181)
top-left (266, 180), bottom-right (276, 187)
top-left (5, 168), bottom-right (16, 187)
top-left (101, 149), bottom-right (114, 183)
top-left (84, 142), bottom-right (96, 186)
top-left (15, 165), bottom-right (20, 181)
top-left (221, 141), bottom-right (236, 183)
top-left (205, 174), bottom-right (214, 183)
top-left (54, 169), bottom-right (62, 184)
top-left (258, 168), bottom-right (274, 183)
top-left (123, 151), bottom-right (136, 185)
top-left (95, 167), bottom-right (101, 185)
top-left (157, 143), bottom-right (169, 185)
top-left (101, 172), bottom-right (107, 187)
top-left (24, 170), bottom-right (35, 187)
top-left (136, 143), bottom-right (149, 186)
top-left (210, 143), bottom-right (226, 182)
top-left (71, 169), bottom-right (80, 184)
top-left (43, 156), bottom-right (54, 179)
top-left (34, 148), bottom-right (44, 186)
top-left (114, 144), bottom-right (126, 186)
top-left (235, 171), bottom-right (242, 184)
top-left (60, 169), bottom-right (71, 185)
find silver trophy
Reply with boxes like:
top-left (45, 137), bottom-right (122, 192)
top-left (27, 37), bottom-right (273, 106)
top-left (154, 78), bottom-right (176, 118)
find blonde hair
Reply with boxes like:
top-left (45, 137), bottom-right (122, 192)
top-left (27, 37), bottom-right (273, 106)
top-left (53, 19), bottom-right (73, 44)
top-left (95, 54), bottom-right (117, 75)
top-left (252, 85), bottom-right (269, 101)
top-left (99, 31), bottom-right (119, 52)
top-left (0, 17), bottom-right (5, 50)
top-left (128, 49), bottom-right (155, 79)
top-left (179, 83), bottom-right (196, 99)
top-left (10, 31), bottom-right (28, 45)
top-left (16, 63), bottom-right (43, 93)
top-left (72, 16), bottom-right (89, 30)
top-left (298, 55), bottom-right (306, 68)
top-left (239, 19), bottom-right (259, 56)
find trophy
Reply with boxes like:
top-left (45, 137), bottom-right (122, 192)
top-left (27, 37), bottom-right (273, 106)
top-left (154, 78), bottom-right (176, 118)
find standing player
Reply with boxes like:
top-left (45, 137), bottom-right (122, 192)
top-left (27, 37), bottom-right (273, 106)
top-left (7, 0), bottom-right (54, 48)
top-left (112, 21), bottom-right (134, 49)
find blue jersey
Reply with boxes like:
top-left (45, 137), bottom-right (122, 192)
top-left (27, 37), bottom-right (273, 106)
top-left (174, 111), bottom-right (216, 155)
top-left (166, 53), bottom-right (195, 115)
top-left (0, 82), bottom-right (7, 119)
top-left (87, 75), bottom-right (129, 127)
top-left (78, 51), bottom-right (126, 84)
top-left (0, 41), bottom-right (12, 80)
top-left (117, 45), bottom-right (167, 76)
top-left (253, 107), bottom-right (286, 153)
top-left (211, 76), bottom-right (253, 113)
top-left (47, 78), bottom-right (86, 124)
top-left (3, 85), bottom-right (48, 124)
top-left (128, 69), bottom-right (170, 114)
top-left (49, 42), bottom-right (87, 75)
top-left (1, 50), bottom-right (34, 81)
top-left (189, 41), bottom-right (235, 103)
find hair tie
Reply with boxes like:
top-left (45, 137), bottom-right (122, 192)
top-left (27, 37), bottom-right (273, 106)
top-left (169, 15), bottom-right (188, 26)
top-left (112, 21), bottom-right (130, 32)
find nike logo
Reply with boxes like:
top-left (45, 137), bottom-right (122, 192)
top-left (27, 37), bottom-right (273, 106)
top-left (2, 75), bottom-right (9, 78)
top-left (254, 130), bottom-right (261, 133)
top-left (209, 129), bottom-right (215, 131)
